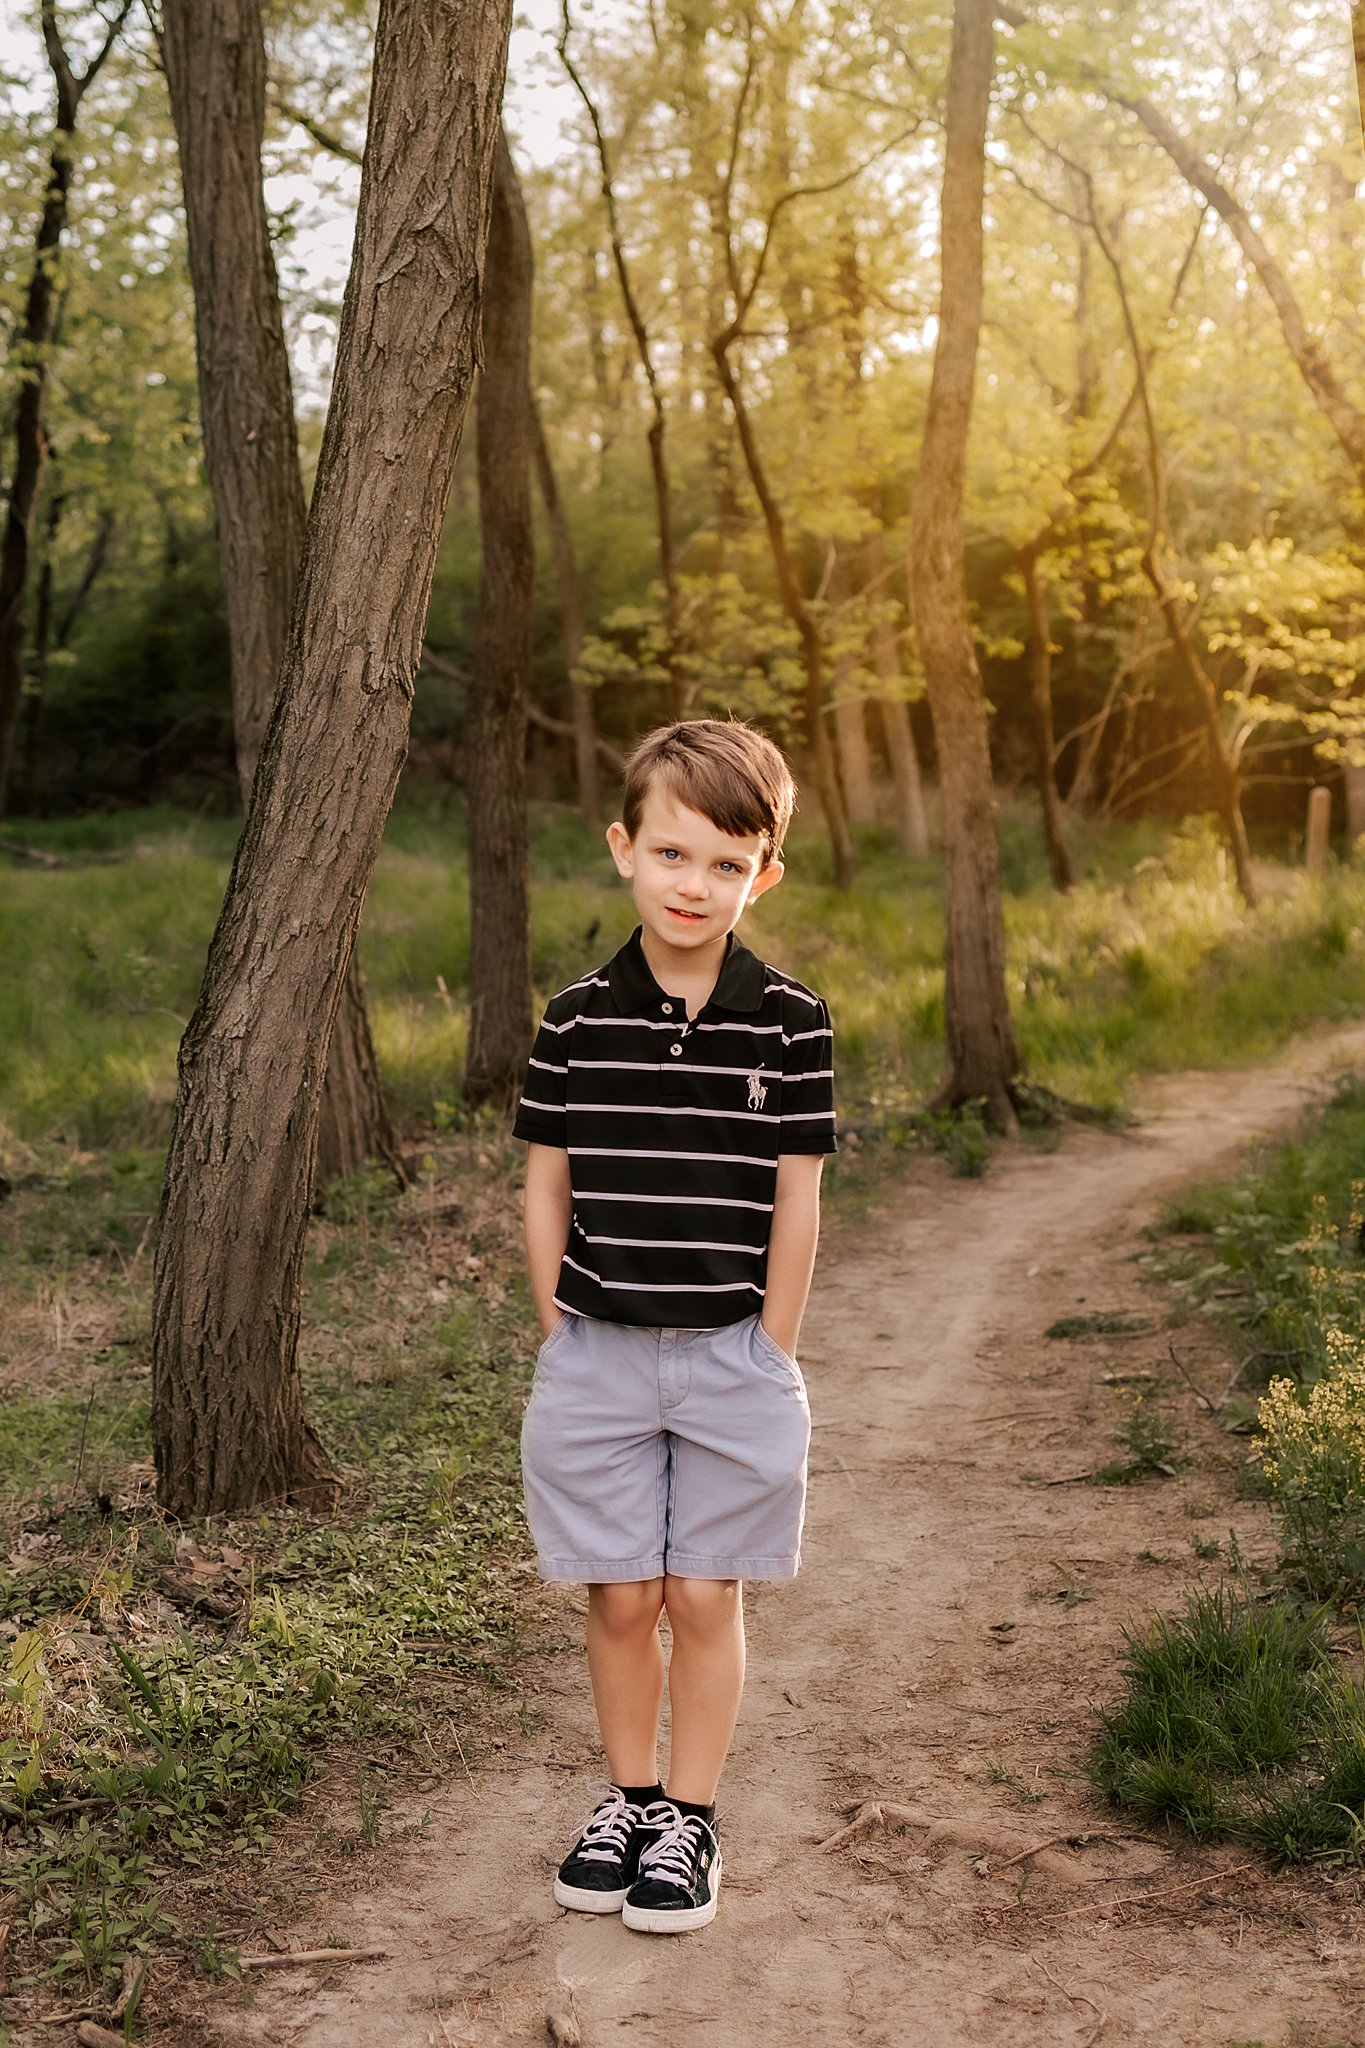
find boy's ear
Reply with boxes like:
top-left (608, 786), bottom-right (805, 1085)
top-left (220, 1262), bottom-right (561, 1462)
top-left (747, 856), bottom-right (785, 901)
top-left (605, 819), bottom-right (635, 878)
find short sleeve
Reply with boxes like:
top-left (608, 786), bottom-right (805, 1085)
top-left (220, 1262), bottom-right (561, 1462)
top-left (512, 1008), bottom-right (569, 1147)
top-left (779, 996), bottom-right (837, 1154)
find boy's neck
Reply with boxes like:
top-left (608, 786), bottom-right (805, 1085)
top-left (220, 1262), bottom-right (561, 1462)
top-left (638, 924), bottom-right (731, 1015)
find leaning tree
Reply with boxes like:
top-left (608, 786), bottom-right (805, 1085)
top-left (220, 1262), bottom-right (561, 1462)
top-left (159, 0), bottom-right (404, 1191)
top-left (151, 0), bottom-right (514, 1517)
top-left (908, 0), bottom-right (1022, 1128)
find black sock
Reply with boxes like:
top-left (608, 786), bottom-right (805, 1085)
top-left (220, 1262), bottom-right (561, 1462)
top-left (666, 1795), bottom-right (716, 1830)
top-left (619, 1781), bottom-right (663, 1806)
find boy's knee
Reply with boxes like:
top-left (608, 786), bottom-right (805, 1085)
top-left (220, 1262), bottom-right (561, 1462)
top-left (588, 1578), bottom-right (665, 1639)
top-left (662, 1575), bottom-right (741, 1636)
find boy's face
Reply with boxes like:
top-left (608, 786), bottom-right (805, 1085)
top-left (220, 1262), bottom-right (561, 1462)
top-left (606, 786), bottom-right (783, 964)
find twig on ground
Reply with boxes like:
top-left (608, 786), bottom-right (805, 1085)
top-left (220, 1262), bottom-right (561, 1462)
top-left (990, 1830), bottom-right (1118, 1875)
top-left (237, 1945), bottom-right (389, 1969)
top-left (1031, 1952), bottom-right (1106, 2022)
top-left (34, 2006), bottom-right (94, 2027)
top-left (1051, 1860), bottom-right (1259, 1920)
top-left (1167, 1337), bottom-right (1215, 1412)
top-left (75, 2024), bottom-right (125, 2048)
top-left (1042, 1470), bottom-right (1100, 1486)
top-left (546, 1993), bottom-right (583, 2046)
top-left (110, 1954), bottom-right (144, 2022)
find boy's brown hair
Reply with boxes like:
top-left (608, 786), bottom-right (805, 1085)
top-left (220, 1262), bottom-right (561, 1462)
top-left (620, 719), bottom-right (796, 866)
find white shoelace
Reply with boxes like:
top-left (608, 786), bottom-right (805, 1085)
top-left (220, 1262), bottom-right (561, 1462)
top-left (638, 1804), bottom-right (713, 1886)
top-left (572, 1788), bottom-right (636, 1866)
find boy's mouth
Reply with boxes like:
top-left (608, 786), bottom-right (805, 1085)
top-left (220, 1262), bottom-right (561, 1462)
top-left (666, 907), bottom-right (706, 922)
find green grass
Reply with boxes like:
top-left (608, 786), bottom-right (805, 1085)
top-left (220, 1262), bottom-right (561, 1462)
top-left (7, 803), bottom-right (1365, 1158)
top-left (0, 1148), bottom-right (536, 2012)
top-left (1091, 1579), bottom-right (1365, 1863)
top-left (1154, 1073), bottom-right (1365, 1392)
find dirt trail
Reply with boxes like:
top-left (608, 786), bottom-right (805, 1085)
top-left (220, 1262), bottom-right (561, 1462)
top-left (212, 1031), bottom-right (1365, 2048)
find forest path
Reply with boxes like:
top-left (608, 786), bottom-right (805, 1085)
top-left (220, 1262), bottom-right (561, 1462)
top-left (212, 1028), bottom-right (1365, 2048)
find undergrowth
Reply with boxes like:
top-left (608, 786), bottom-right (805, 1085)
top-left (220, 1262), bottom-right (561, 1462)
top-left (0, 1144), bottom-right (534, 2022)
top-left (1091, 1578), bottom-right (1365, 1864)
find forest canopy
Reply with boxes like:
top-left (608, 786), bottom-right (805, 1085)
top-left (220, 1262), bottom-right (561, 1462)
top-left (1, 0), bottom-right (1363, 840)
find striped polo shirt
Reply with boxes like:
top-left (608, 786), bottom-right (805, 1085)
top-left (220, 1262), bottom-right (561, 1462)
top-left (512, 926), bottom-right (836, 1328)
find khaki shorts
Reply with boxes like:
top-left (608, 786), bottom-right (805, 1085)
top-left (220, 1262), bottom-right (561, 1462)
top-left (520, 1311), bottom-right (811, 1582)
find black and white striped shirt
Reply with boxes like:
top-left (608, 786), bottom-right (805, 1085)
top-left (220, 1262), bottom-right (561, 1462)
top-left (512, 926), bottom-right (836, 1328)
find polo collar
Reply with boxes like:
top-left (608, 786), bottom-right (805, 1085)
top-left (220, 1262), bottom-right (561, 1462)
top-left (607, 926), bottom-right (766, 1015)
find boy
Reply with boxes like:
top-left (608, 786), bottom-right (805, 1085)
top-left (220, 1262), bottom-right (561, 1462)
top-left (512, 718), bottom-right (835, 1934)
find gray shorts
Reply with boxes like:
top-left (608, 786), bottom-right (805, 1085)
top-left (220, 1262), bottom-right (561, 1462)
top-left (520, 1311), bottom-right (811, 1583)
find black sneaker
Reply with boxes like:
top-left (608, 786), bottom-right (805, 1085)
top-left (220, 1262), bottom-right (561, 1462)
top-left (553, 1786), bottom-right (654, 1914)
top-left (621, 1802), bottom-right (722, 1933)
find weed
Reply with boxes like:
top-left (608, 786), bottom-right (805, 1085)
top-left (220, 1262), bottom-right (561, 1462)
top-left (1090, 1387), bottom-right (1181, 1484)
top-left (1091, 1579), bottom-right (1365, 1862)
top-left (1047, 1312), bottom-right (1151, 1340)
top-left (1192, 1535), bottom-right (1223, 1561)
top-left (1256, 1327), bottom-right (1365, 1605)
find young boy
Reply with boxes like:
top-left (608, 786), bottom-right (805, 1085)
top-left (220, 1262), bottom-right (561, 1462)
top-left (512, 718), bottom-right (835, 1935)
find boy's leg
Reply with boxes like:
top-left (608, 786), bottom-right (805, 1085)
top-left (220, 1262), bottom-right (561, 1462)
top-left (585, 1577), bottom-right (667, 1785)
top-left (659, 1575), bottom-right (745, 1803)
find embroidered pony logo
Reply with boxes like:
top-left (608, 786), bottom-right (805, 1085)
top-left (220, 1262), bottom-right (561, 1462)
top-left (747, 1070), bottom-right (768, 1111)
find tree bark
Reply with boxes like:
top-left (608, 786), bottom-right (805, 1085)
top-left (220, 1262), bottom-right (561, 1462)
top-left (834, 695), bottom-right (877, 827)
top-left (1020, 550), bottom-right (1073, 891)
top-left (161, 0), bottom-right (403, 1197)
top-left (151, 0), bottom-right (513, 1519)
top-left (0, 1), bottom-right (132, 815)
top-left (466, 130), bottom-right (534, 1112)
top-left (864, 529), bottom-right (931, 859)
top-left (907, 0), bottom-right (1020, 1128)
top-left (530, 393), bottom-right (600, 831)
top-left (1354, 4), bottom-right (1365, 151)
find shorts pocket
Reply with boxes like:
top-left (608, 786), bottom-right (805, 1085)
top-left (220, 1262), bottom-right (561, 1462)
top-left (752, 1316), bottom-right (803, 1384)
top-left (532, 1312), bottom-right (575, 1383)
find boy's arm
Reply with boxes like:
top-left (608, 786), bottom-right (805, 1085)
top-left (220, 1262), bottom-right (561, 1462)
top-left (760, 1151), bottom-right (824, 1358)
top-left (523, 1142), bottom-right (573, 1340)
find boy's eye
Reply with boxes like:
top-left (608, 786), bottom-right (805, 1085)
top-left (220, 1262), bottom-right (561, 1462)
top-left (717, 862), bottom-right (739, 874)
top-left (659, 848), bottom-right (680, 861)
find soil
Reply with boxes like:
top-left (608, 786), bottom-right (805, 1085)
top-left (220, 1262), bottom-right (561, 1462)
top-left (206, 1030), bottom-right (1365, 2048)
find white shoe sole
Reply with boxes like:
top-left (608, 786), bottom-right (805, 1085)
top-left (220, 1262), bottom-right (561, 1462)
top-left (554, 1877), bottom-right (630, 1914)
top-left (621, 1853), bottom-right (722, 1934)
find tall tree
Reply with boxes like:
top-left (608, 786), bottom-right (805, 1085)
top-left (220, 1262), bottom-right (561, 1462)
top-left (530, 395), bottom-right (600, 831)
top-left (908, 0), bottom-right (1021, 1127)
top-left (465, 129), bottom-right (534, 1110)
top-left (0, 0), bottom-right (133, 815)
top-left (152, 0), bottom-right (513, 1519)
top-left (159, 0), bottom-right (403, 1193)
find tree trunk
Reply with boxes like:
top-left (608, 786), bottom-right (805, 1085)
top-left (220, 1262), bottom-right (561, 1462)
top-left (1020, 550), bottom-right (1073, 891)
top-left (865, 528), bottom-right (931, 857)
top-left (466, 130), bottom-right (534, 1112)
top-left (151, 0), bottom-right (513, 1519)
top-left (530, 392), bottom-right (600, 832)
top-left (710, 341), bottom-right (853, 887)
top-left (1354, 4), bottom-right (1365, 149)
top-left (559, 4), bottom-right (683, 715)
top-left (1117, 88), bottom-right (1365, 486)
top-left (833, 695), bottom-right (877, 827)
top-left (0, 2), bottom-right (131, 815)
top-left (161, 0), bottom-right (402, 1195)
top-left (907, 0), bottom-right (1020, 1128)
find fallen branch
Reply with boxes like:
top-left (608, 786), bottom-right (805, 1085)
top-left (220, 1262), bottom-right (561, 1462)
top-left (1051, 1860), bottom-right (1259, 1920)
top-left (1167, 1337), bottom-right (1215, 1412)
top-left (75, 2025), bottom-right (125, 2048)
top-left (236, 1945), bottom-right (389, 1970)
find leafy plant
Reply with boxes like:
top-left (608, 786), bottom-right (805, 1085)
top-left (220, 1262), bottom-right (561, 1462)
top-left (1256, 1327), bottom-right (1365, 1604)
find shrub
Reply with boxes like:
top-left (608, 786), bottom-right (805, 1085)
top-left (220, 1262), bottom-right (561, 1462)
top-left (1257, 1327), bottom-right (1365, 1604)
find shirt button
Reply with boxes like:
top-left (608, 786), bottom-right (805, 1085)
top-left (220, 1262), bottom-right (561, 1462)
top-left (670, 1045), bottom-right (682, 1057)
top-left (661, 1002), bottom-right (673, 1015)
